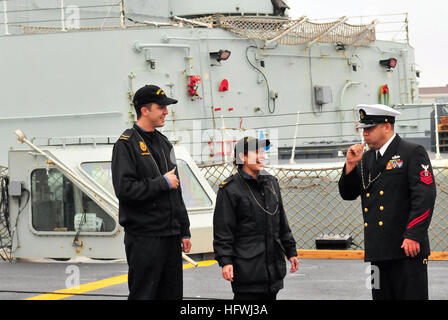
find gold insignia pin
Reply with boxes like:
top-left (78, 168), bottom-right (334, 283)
top-left (120, 134), bottom-right (130, 140)
top-left (139, 141), bottom-right (147, 152)
top-left (359, 109), bottom-right (366, 120)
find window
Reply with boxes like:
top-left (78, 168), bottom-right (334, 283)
top-left (81, 159), bottom-right (212, 209)
top-left (80, 162), bottom-right (114, 195)
top-left (176, 160), bottom-right (212, 208)
top-left (31, 168), bottom-right (116, 232)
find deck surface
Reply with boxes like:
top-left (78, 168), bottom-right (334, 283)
top-left (1, 257), bottom-right (447, 300)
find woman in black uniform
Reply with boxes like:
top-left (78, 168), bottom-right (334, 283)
top-left (213, 137), bottom-right (299, 300)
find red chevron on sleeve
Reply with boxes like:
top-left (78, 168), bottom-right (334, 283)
top-left (420, 170), bottom-right (433, 185)
top-left (407, 209), bottom-right (430, 230)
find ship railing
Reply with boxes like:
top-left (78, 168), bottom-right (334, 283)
top-left (1, 0), bottom-right (126, 35)
top-left (307, 13), bottom-right (410, 44)
top-left (1, 1), bottom-right (409, 46)
top-left (0, 0), bottom-right (212, 36)
top-left (196, 14), bottom-right (377, 47)
top-left (188, 13), bottom-right (408, 46)
top-left (29, 135), bottom-right (119, 147)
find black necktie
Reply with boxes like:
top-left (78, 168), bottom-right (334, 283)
top-left (376, 151), bottom-right (382, 162)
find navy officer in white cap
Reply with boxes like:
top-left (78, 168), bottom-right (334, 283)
top-left (338, 104), bottom-right (436, 300)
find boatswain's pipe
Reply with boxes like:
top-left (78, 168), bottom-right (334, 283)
top-left (14, 129), bottom-right (199, 266)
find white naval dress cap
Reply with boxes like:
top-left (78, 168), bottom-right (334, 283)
top-left (357, 104), bottom-right (401, 129)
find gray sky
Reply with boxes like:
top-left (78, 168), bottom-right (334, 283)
top-left (288, 0), bottom-right (448, 88)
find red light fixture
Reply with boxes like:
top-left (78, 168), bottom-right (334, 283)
top-left (217, 49), bottom-right (231, 62)
top-left (379, 58), bottom-right (397, 71)
top-left (219, 79), bottom-right (229, 92)
top-left (389, 58), bottom-right (397, 68)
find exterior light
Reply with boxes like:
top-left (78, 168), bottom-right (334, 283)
top-left (216, 50), bottom-right (231, 62)
top-left (379, 58), bottom-right (397, 71)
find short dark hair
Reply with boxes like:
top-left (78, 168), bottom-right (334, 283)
top-left (233, 156), bottom-right (244, 169)
top-left (234, 137), bottom-right (270, 166)
top-left (135, 103), bottom-right (153, 120)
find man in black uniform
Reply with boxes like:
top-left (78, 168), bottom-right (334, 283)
top-left (213, 137), bottom-right (299, 300)
top-left (339, 104), bottom-right (436, 300)
top-left (111, 84), bottom-right (191, 300)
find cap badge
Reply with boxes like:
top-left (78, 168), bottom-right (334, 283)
top-left (359, 109), bottom-right (366, 120)
top-left (156, 88), bottom-right (166, 95)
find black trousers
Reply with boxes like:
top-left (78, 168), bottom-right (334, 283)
top-left (371, 257), bottom-right (428, 300)
top-left (233, 292), bottom-right (277, 300)
top-left (124, 233), bottom-right (183, 300)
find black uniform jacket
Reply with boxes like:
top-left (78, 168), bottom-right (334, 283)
top-left (111, 125), bottom-right (190, 238)
top-left (339, 135), bottom-right (436, 262)
top-left (213, 169), bottom-right (297, 293)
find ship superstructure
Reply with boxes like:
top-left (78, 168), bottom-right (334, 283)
top-left (0, 0), bottom-right (427, 166)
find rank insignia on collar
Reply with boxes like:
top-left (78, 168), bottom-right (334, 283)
top-left (139, 141), bottom-right (147, 152)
